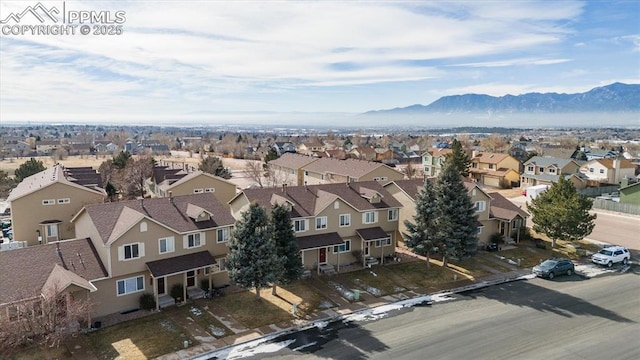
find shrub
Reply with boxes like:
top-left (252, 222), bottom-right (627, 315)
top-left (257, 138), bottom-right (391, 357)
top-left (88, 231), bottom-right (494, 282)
top-left (170, 283), bottom-right (184, 301)
top-left (511, 226), bottom-right (532, 241)
top-left (200, 278), bottom-right (211, 291)
top-left (489, 232), bottom-right (503, 244)
top-left (139, 293), bottom-right (156, 310)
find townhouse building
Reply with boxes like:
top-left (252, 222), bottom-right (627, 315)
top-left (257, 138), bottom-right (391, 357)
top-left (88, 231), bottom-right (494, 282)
top-left (148, 166), bottom-right (238, 206)
top-left (7, 165), bottom-right (106, 246)
top-left (421, 148), bottom-right (452, 177)
top-left (301, 157), bottom-right (404, 185)
top-left (229, 181), bottom-right (403, 273)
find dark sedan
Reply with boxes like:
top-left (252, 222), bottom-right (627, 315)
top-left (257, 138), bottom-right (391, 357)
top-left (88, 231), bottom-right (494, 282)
top-left (532, 258), bottom-right (575, 279)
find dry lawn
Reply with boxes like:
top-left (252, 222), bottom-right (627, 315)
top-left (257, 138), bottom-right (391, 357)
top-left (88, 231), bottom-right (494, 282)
top-left (8, 344), bottom-right (71, 360)
top-left (85, 312), bottom-right (193, 360)
top-left (212, 290), bottom-right (296, 329)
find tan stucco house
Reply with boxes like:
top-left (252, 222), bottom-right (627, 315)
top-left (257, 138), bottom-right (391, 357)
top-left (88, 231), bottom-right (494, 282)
top-left (301, 157), bottom-right (404, 185)
top-left (521, 156), bottom-right (586, 190)
top-left (578, 158), bottom-right (636, 184)
top-left (469, 152), bottom-right (521, 188)
top-left (150, 168), bottom-right (238, 205)
top-left (7, 165), bottom-right (106, 246)
top-left (229, 181), bottom-right (402, 273)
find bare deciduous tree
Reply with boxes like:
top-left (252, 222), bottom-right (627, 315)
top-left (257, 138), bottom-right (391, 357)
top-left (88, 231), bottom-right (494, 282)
top-left (242, 160), bottom-right (266, 188)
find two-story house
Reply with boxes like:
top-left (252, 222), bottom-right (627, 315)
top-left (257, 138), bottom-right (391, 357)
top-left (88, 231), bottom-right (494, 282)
top-left (421, 148), bottom-right (452, 177)
top-left (149, 167), bottom-right (238, 206)
top-left (267, 153), bottom-right (319, 186)
top-left (35, 140), bottom-right (61, 155)
top-left (578, 158), bottom-right (636, 185)
top-left (229, 182), bottom-right (402, 273)
top-left (71, 193), bottom-right (235, 317)
top-left (297, 141), bottom-right (325, 156)
top-left (521, 156), bottom-right (586, 189)
top-left (469, 152), bottom-right (521, 188)
top-left (7, 165), bottom-right (106, 246)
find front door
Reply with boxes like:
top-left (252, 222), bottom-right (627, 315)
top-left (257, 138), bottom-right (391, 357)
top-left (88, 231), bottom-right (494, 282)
top-left (319, 248), bottom-right (327, 264)
top-left (186, 271), bottom-right (196, 287)
top-left (157, 277), bottom-right (165, 295)
top-left (364, 243), bottom-right (370, 256)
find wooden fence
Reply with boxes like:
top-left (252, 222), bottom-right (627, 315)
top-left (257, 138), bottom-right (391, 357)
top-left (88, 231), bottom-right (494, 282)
top-left (592, 198), bottom-right (640, 216)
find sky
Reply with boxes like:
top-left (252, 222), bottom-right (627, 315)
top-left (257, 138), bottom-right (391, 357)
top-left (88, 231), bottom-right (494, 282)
top-left (0, 0), bottom-right (639, 125)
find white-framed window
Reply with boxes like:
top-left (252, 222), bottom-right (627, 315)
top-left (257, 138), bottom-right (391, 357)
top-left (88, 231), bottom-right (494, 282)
top-left (363, 211), bottom-right (377, 224)
top-left (589, 168), bottom-right (594, 173)
top-left (158, 237), bottom-right (174, 254)
top-left (42, 199), bottom-right (55, 205)
top-left (527, 166), bottom-right (534, 172)
top-left (140, 222), bottom-right (147, 232)
top-left (315, 216), bottom-right (327, 230)
top-left (599, 169), bottom-right (605, 174)
top-left (46, 224), bottom-right (58, 238)
top-left (333, 240), bottom-right (351, 253)
top-left (204, 188), bottom-right (215, 193)
top-left (388, 209), bottom-right (398, 221)
top-left (119, 242), bottom-right (144, 261)
top-left (549, 168), bottom-right (556, 174)
top-left (217, 227), bottom-right (230, 243)
top-left (334, 201), bottom-right (339, 209)
top-left (375, 238), bottom-right (392, 247)
top-left (117, 276), bottom-right (144, 296)
top-left (57, 198), bottom-right (70, 204)
top-left (193, 188), bottom-right (204, 194)
top-left (294, 219), bottom-right (308, 233)
top-left (339, 214), bottom-right (351, 227)
top-left (474, 201), bottom-right (486, 212)
top-left (477, 226), bottom-right (483, 234)
top-left (184, 232), bottom-right (204, 249)
top-left (216, 257), bottom-right (227, 272)
top-left (472, 188), bottom-right (477, 196)
top-left (488, 164), bottom-right (494, 170)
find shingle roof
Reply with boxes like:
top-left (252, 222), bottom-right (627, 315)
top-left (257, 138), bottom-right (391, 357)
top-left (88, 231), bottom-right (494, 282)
top-left (146, 251), bottom-right (216, 277)
top-left (297, 232), bottom-right (344, 250)
top-left (268, 153), bottom-right (319, 169)
top-left (356, 227), bottom-right (390, 241)
top-left (472, 152), bottom-right (511, 164)
top-left (303, 157), bottom-right (400, 179)
top-left (81, 193), bottom-right (235, 245)
top-left (238, 181), bottom-right (402, 218)
top-left (592, 158), bottom-right (635, 169)
top-left (163, 170), bottom-right (237, 190)
top-left (388, 179), bottom-right (424, 200)
top-left (7, 164), bottom-right (105, 202)
top-left (153, 166), bottom-right (186, 184)
top-left (0, 238), bottom-right (107, 305)
top-left (524, 156), bottom-right (575, 169)
top-left (488, 192), bottom-right (529, 221)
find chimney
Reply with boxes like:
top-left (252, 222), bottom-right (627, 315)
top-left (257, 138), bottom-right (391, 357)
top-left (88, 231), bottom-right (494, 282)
top-left (613, 158), bottom-right (621, 184)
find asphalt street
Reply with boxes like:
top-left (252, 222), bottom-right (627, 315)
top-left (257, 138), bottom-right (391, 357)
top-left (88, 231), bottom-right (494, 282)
top-left (242, 273), bottom-right (640, 360)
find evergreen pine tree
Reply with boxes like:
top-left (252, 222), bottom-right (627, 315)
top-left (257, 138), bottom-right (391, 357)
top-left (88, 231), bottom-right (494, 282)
top-left (445, 139), bottom-right (471, 177)
top-left (403, 179), bottom-right (439, 269)
top-left (528, 176), bottom-right (596, 247)
top-left (199, 156), bottom-right (231, 179)
top-left (270, 204), bottom-right (303, 295)
top-left (14, 158), bottom-right (46, 183)
top-left (435, 161), bottom-right (479, 266)
top-left (227, 203), bottom-right (280, 299)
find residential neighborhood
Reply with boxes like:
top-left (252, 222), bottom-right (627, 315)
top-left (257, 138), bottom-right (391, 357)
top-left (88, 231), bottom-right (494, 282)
top-left (1, 124), bottom-right (639, 359)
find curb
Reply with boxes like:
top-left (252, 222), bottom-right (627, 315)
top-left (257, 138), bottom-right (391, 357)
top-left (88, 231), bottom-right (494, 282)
top-left (188, 269), bottom-right (534, 360)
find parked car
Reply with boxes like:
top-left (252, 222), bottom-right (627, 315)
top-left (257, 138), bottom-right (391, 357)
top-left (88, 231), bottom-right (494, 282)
top-left (591, 246), bottom-right (630, 268)
top-left (532, 258), bottom-right (575, 279)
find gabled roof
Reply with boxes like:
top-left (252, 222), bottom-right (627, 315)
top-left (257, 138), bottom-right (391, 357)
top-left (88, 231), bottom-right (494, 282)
top-left (161, 170), bottom-right (237, 191)
top-left (7, 164), bottom-right (105, 202)
top-left (472, 152), bottom-right (512, 164)
top-left (42, 264), bottom-right (97, 299)
top-left (235, 181), bottom-right (402, 218)
top-left (303, 157), bottom-right (402, 179)
top-left (421, 148), bottom-right (452, 157)
top-left (589, 158), bottom-right (635, 169)
top-left (78, 193), bottom-right (235, 245)
top-left (524, 156), bottom-right (577, 169)
top-left (488, 192), bottom-right (529, 221)
top-left (152, 166), bottom-right (185, 184)
top-left (385, 179), bottom-right (424, 201)
top-left (268, 153), bottom-right (319, 169)
top-left (0, 238), bottom-right (107, 305)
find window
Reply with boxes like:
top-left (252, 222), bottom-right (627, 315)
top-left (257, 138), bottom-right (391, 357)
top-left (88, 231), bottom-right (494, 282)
top-left (42, 199), bottom-right (55, 205)
top-left (217, 228), bottom-right (230, 243)
top-left (539, 167), bottom-right (544, 173)
top-left (599, 169), bottom-right (605, 174)
top-left (548, 168), bottom-right (556, 174)
top-left (477, 226), bottom-right (483, 234)
top-left (216, 257), bottom-right (227, 272)
top-left (474, 201), bottom-right (486, 212)
top-left (488, 164), bottom-right (494, 170)
top-left (363, 211), bottom-right (377, 224)
top-left (159, 237), bottom-right (174, 254)
top-left (184, 233), bottom-right (204, 248)
top-left (375, 238), bottom-right (392, 247)
top-left (472, 188), bottom-right (476, 196)
top-left (589, 168), bottom-right (594, 173)
top-left (304, 171), bottom-right (309, 176)
top-left (117, 276), bottom-right (144, 296)
top-left (315, 216), bottom-right (327, 230)
top-left (204, 188), bottom-right (215, 193)
top-left (333, 240), bottom-right (351, 253)
top-left (140, 222), bottom-right (147, 232)
top-left (57, 198), bottom-right (70, 204)
top-left (193, 188), bottom-right (204, 194)
top-left (294, 219), bottom-right (308, 233)
top-left (46, 224), bottom-right (58, 238)
top-left (339, 214), bottom-right (351, 227)
top-left (388, 209), bottom-right (398, 221)
top-left (334, 201), bottom-right (339, 209)
top-left (527, 166), bottom-right (534, 172)
top-left (120, 243), bottom-right (144, 260)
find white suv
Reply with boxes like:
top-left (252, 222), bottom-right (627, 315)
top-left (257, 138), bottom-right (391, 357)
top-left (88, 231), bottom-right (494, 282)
top-left (591, 246), bottom-right (630, 268)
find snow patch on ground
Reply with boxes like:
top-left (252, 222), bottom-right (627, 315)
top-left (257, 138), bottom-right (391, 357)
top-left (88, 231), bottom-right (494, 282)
top-left (354, 278), bottom-right (383, 296)
top-left (190, 307), bottom-right (203, 317)
top-left (209, 324), bottom-right (227, 337)
top-left (226, 339), bottom-right (296, 359)
top-left (159, 320), bottom-right (178, 333)
top-left (344, 294), bottom-right (452, 323)
top-left (575, 264), bottom-right (617, 278)
top-left (328, 281), bottom-right (355, 301)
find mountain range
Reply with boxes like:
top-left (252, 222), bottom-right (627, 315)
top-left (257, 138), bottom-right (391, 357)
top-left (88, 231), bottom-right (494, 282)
top-left (365, 82), bottom-right (640, 115)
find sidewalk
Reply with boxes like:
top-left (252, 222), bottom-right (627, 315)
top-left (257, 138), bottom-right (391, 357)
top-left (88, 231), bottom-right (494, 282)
top-left (154, 266), bottom-right (534, 360)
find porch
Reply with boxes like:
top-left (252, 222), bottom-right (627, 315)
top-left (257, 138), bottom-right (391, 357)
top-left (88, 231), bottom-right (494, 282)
top-left (356, 227), bottom-right (394, 268)
top-left (146, 251), bottom-right (217, 310)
